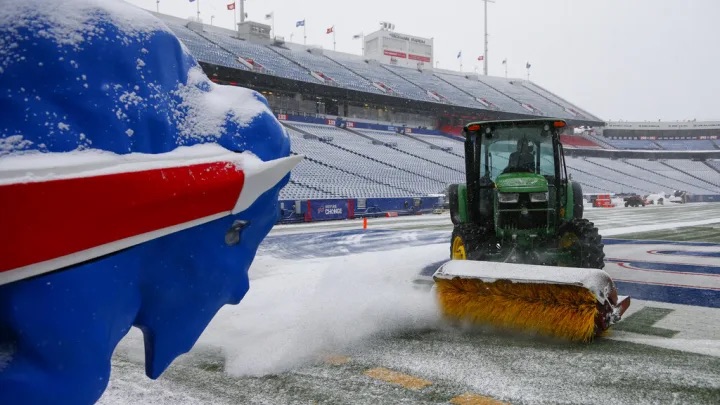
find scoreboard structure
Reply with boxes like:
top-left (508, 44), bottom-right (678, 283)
top-left (363, 25), bottom-right (434, 69)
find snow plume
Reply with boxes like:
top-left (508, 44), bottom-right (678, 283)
top-left (198, 244), bottom-right (446, 376)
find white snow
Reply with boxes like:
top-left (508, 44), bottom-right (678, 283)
top-left (0, 0), bottom-right (170, 50)
top-left (186, 244), bottom-right (443, 377)
top-left (0, 135), bottom-right (33, 155)
top-left (172, 67), bottom-right (270, 142)
top-left (434, 260), bottom-right (615, 304)
top-left (0, 144), bottom-right (260, 185)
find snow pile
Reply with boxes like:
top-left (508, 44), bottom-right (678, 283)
top-left (196, 244), bottom-right (445, 376)
top-left (172, 67), bottom-right (269, 142)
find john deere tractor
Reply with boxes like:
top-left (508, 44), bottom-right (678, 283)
top-left (447, 119), bottom-right (605, 268)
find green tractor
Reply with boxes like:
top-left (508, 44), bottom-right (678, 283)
top-left (447, 119), bottom-right (604, 268)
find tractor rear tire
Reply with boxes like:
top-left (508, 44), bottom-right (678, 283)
top-left (558, 218), bottom-right (605, 269)
top-left (450, 224), bottom-right (488, 261)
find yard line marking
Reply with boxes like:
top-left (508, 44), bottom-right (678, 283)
top-left (323, 355), bottom-right (350, 366)
top-left (364, 367), bottom-right (432, 390)
top-left (450, 392), bottom-right (508, 405)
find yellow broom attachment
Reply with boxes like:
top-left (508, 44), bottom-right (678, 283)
top-left (433, 261), bottom-right (630, 342)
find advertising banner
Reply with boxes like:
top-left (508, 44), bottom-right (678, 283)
top-left (309, 199), bottom-right (348, 221)
top-left (383, 50), bottom-right (407, 59)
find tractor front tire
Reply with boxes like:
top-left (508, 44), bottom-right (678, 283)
top-left (558, 218), bottom-right (605, 269)
top-left (450, 224), bottom-right (487, 261)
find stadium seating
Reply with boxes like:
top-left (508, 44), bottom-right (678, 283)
top-left (157, 17), bottom-right (718, 202)
top-left (656, 140), bottom-right (717, 150)
top-left (621, 159), bottom-right (718, 194)
top-left (326, 52), bottom-right (433, 101)
top-left (160, 16), bottom-right (598, 123)
top-left (559, 135), bottom-right (601, 148)
top-left (381, 65), bottom-right (480, 107)
top-left (477, 76), bottom-right (573, 118)
top-left (601, 139), bottom-right (660, 150)
top-left (277, 122), bottom-right (719, 200)
top-left (164, 23), bottom-right (249, 71)
top-left (199, 30), bottom-right (311, 82)
top-left (434, 72), bottom-right (531, 114)
top-left (274, 45), bottom-right (382, 94)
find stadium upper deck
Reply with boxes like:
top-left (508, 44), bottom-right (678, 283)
top-left (155, 13), bottom-right (603, 127)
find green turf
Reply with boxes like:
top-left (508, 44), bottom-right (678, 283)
top-left (613, 307), bottom-right (679, 338)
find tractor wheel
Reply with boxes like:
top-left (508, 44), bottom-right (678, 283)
top-left (450, 224), bottom-right (487, 260)
top-left (558, 218), bottom-right (605, 269)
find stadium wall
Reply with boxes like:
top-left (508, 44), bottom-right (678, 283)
top-left (277, 113), bottom-right (447, 136)
top-left (278, 196), bottom-right (445, 223)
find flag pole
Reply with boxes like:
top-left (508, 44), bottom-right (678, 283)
top-left (482, 0), bottom-right (495, 75)
top-left (272, 14), bottom-right (275, 39)
top-left (196, 0), bottom-right (200, 21)
top-left (156, 0), bottom-right (159, 13)
top-left (304, 22), bottom-right (307, 45)
top-left (239, 0), bottom-right (245, 23)
top-left (233, 1), bottom-right (237, 31)
top-left (333, 29), bottom-right (336, 51)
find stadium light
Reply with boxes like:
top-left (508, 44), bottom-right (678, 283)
top-left (482, 0), bottom-right (495, 76)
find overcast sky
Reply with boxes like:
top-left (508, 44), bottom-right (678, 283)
top-left (126, 0), bottom-right (719, 122)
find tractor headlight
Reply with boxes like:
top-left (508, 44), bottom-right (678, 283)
top-left (530, 192), bottom-right (548, 203)
top-left (498, 193), bottom-right (519, 203)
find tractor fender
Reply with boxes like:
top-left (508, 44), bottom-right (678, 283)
top-left (571, 181), bottom-right (584, 219)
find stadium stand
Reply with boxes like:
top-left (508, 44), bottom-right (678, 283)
top-left (326, 52), bottom-right (434, 102)
top-left (436, 72), bottom-right (537, 115)
top-left (656, 140), bottom-right (717, 150)
top-left (155, 15), bottom-right (719, 203)
top-left (559, 135), bottom-right (601, 148)
top-left (381, 65), bottom-right (480, 107)
top-left (275, 45), bottom-right (383, 94)
top-left (600, 139), bottom-right (660, 150)
top-left (164, 22), bottom-right (249, 71)
top-left (199, 30), bottom-right (311, 81)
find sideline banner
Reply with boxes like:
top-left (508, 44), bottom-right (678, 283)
top-left (309, 199), bottom-right (348, 221)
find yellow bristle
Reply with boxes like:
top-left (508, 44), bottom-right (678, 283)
top-left (435, 278), bottom-right (599, 342)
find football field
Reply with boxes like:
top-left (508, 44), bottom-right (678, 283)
top-left (101, 203), bottom-right (720, 404)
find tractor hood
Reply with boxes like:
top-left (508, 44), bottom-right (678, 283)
top-left (495, 172), bottom-right (548, 193)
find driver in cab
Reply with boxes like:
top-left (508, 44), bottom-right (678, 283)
top-left (504, 139), bottom-right (535, 173)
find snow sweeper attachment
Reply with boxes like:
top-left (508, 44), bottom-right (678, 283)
top-left (434, 119), bottom-right (630, 342)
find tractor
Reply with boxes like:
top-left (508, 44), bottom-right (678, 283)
top-left (447, 119), bottom-right (605, 268)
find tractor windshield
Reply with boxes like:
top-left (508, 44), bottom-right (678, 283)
top-left (482, 126), bottom-right (555, 180)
